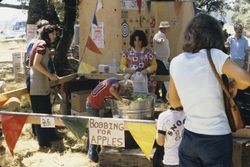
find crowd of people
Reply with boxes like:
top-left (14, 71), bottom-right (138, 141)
top-left (0, 12), bottom-right (250, 167)
top-left (86, 14), bottom-right (250, 167)
top-left (167, 14), bottom-right (250, 167)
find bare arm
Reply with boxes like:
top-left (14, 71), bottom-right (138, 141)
top-left (169, 76), bottom-right (182, 108)
top-left (224, 41), bottom-right (229, 46)
top-left (109, 86), bottom-right (130, 105)
top-left (156, 133), bottom-right (165, 146)
top-left (222, 58), bottom-right (250, 90)
top-left (109, 86), bottom-right (122, 101)
top-left (33, 53), bottom-right (59, 81)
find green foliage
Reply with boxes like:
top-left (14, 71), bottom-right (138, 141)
top-left (194, 0), bottom-right (231, 15)
top-left (52, 0), bottom-right (79, 24)
top-left (130, 93), bottom-right (154, 101)
top-left (231, 3), bottom-right (250, 30)
top-left (51, 0), bottom-right (64, 23)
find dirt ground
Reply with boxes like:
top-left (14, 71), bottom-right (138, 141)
top-left (1, 124), bottom-right (98, 167)
top-left (0, 38), bottom-right (99, 167)
top-left (0, 36), bottom-right (170, 167)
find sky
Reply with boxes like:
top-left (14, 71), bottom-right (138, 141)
top-left (0, 0), bottom-right (27, 30)
top-left (0, 0), bottom-right (27, 19)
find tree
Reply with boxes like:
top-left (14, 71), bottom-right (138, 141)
top-left (27, 0), bottom-right (76, 76)
top-left (194, 0), bottom-right (231, 15)
top-left (54, 0), bottom-right (77, 76)
top-left (0, 2), bottom-right (28, 10)
top-left (0, 0), bottom-right (77, 76)
top-left (231, 1), bottom-right (250, 30)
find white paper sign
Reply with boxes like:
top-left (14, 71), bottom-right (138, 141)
top-left (91, 22), bottom-right (104, 48)
top-left (40, 117), bottom-right (55, 128)
top-left (89, 118), bottom-right (125, 147)
top-left (121, 0), bottom-right (145, 10)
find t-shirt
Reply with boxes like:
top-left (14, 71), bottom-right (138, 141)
top-left (29, 40), bottom-right (51, 96)
top-left (227, 35), bottom-right (248, 60)
top-left (153, 30), bottom-right (170, 64)
top-left (87, 77), bottom-right (119, 109)
top-left (157, 109), bottom-right (185, 165)
top-left (170, 48), bottom-right (231, 135)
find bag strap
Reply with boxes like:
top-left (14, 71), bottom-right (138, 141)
top-left (206, 49), bottom-right (236, 107)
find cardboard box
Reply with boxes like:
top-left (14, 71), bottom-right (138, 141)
top-left (98, 64), bottom-right (109, 73)
top-left (71, 90), bottom-right (91, 112)
top-left (232, 138), bottom-right (250, 167)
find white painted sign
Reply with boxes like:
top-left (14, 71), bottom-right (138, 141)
top-left (89, 118), bottom-right (125, 147)
top-left (121, 0), bottom-right (145, 10)
top-left (40, 117), bottom-right (55, 128)
top-left (91, 22), bottom-right (104, 48)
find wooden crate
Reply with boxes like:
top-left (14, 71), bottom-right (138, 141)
top-left (232, 138), bottom-right (250, 167)
top-left (99, 147), bottom-right (153, 167)
top-left (71, 90), bottom-right (91, 112)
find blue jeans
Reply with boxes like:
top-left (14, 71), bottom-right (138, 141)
top-left (86, 101), bottom-right (101, 162)
top-left (179, 129), bottom-right (232, 167)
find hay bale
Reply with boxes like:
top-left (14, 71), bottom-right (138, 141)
top-left (1, 97), bottom-right (21, 111)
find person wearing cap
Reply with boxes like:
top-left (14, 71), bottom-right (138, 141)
top-left (86, 77), bottom-right (132, 162)
top-left (153, 21), bottom-right (171, 102)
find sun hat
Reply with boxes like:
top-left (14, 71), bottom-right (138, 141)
top-left (159, 21), bottom-right (170, 28)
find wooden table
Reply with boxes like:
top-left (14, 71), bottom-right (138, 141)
top-left (80, 73), bottom-right (170, 81)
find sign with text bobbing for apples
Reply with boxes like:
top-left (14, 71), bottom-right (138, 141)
top-left (89, 118), bottom-right (125, 147)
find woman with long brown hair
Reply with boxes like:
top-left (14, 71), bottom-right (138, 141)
top-left (169, 14), bottom-right (250, 167)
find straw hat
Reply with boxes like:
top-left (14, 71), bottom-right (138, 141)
top-left (159, 21), bottom-right (170, 28)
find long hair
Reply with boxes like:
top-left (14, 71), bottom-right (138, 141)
top-left (129, 30), bottom-right (148, 47)
top-left (38, 24), bottom-right (56, 48)
top-left (182, 14), bottom-right (224, 53)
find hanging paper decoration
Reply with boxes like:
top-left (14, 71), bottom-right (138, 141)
top-left (61, 117), bottom-right (88, 139)
top-left (2, 115), bottom-right (27, 156)
top-left (137, 0), bottom-right (142, 14)
top-left (92, 0), bottom-right (102, 26)
top-left (96, 0), bottom-right (103, 12)
top-left (92, 14), bottom-right (98, 26)
top-left (86, 36), bottom-right (102, 54)
top-left (146, 0), bottom-right (151, 12)
top-left (0, 94), bottom-right (8, 106)
top-left (78, 62), bottom-right (97, 74)
top-left (174, 1), bottom-right (183, 16)
top-left (126, 122), bottom-right (157, 160)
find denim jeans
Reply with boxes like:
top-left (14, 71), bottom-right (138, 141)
top-left (86, 101), bottom-right (100, 117)
top-left (86, 101), bottom-right (101, 162)
top-left (164, 165), bottom-right (178, 167)
top-left (179, 129), bottom-right (232, 167)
